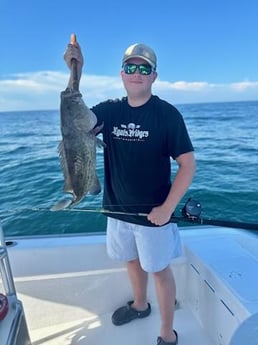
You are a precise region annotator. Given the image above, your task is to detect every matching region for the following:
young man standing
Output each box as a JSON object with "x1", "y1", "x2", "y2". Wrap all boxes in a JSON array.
[{"x1": 64, "y1": 42, "x2": 195, "y2": 345}]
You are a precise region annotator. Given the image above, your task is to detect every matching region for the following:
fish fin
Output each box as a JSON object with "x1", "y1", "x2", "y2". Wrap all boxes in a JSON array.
[
  {"x1": 92, "y1": 122, "x2": 104, "y2": 135},
  {"x1": 50, "y1": 198, "x2": 73, "y2": 211},
  {"x1": 96, "y1": 137, "x2": 106, "y2": 148},
  {"x1": 58, "y1": 141, "x2": 73, "y2": 192},
  {"x1": 89, "y1": 174, "x2": 102, "y2": 195},
  {"x1": 90, "y1": 122, "x2": 106, "y2": 148},
  {"x1": 87, "y1": 107, "x2": 98, "y2": 131}
]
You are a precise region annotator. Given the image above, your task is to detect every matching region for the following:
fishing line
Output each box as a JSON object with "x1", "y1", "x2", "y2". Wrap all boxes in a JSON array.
[
  {"x1": 0, "y1": 207, "x2": 148, "y2": 218},
  {"x1": 0, "y1": 201, "x2": 187, "y2": 216}
]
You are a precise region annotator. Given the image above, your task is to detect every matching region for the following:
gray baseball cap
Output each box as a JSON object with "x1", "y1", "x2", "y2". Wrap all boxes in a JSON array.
[{"x1": 122, "y1": 43, "x2": 157, "y2": 69}]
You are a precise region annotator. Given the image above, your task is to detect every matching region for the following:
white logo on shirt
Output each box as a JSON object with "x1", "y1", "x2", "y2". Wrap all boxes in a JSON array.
[{"x1": 112, "y1": 123, "x2": 149, "y2": 141}]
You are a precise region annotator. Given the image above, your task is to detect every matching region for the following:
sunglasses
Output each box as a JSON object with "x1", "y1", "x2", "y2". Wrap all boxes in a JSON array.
[{"x1": 123, "y1": 63, "x2": 154, "y2": 75}]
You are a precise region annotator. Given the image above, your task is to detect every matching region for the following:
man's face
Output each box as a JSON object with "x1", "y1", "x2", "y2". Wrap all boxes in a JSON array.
[{"x1": 121, "y1": 57, "x2": 157, "y2": 98}]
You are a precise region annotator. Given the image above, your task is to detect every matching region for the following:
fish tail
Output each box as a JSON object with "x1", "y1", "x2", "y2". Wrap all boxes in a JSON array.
[{"x1": 50, "y1": 199, "x2": 73, "y2": 211}]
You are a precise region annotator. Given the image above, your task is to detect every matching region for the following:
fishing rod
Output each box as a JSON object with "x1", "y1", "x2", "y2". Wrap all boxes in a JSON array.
[
  {"x1": 69, "y1": 198, "x2": 258, "y2": 231},
  {"x1": 1, "y1": 199, "x2": 257, "y2": 231}
]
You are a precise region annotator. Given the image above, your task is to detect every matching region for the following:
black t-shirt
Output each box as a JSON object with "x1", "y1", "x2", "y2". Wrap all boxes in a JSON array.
[{"x1": 91, "y1": 95, "x2": 194, "y2": 226}]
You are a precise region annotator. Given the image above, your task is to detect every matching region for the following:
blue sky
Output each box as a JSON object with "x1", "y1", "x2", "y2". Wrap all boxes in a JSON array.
[{"x1": 1, "y1": 0, "x2": 257, "y2": 111}]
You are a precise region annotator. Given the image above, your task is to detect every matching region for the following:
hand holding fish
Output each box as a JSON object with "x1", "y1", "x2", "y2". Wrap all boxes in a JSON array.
[
  {"x1": 64, "y1": 34, "x2": 84, "y2": 89},
  {"x1": 64, "y1": 34, "x2": 84, "y2": 67}
]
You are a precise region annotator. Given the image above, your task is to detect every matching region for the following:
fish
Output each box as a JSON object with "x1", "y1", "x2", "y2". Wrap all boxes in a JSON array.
[{"x1": 51, "y1": 35, "x2": 104, "y2": 211}]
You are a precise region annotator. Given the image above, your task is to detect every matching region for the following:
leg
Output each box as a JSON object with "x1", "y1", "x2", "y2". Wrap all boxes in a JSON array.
[
  {"x1": 153, "y1": 265, "x2": 177, "y2": 343},
  {"x1": 107, "y1": 219, "x2": 151, "y2": 324},
  {"x1": 111, "y1": 258, "x2": 151, "y2": 326},
  {"x1": 127, "y1": 258, "x2": 149, "y2": 310}
]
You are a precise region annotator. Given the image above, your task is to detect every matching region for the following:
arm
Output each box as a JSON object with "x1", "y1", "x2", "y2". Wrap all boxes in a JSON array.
[{"x1": 147, "y1": 151, "x2": 196, "y2": 226}]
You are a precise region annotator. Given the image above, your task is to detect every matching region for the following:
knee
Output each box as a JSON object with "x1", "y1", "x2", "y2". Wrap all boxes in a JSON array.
[
  {"x1": 127, "y1": 258, "x2": 147, "y2": 272},
  {"x1": 153, "y1": 265, "x2": 171, "y2": 279},
  {"x1": 127, "y1": 258, "x2": 141, "y2": 266}
]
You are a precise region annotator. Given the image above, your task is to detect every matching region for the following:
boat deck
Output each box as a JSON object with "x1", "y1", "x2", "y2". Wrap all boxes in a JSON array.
[
  {"x1": 2, "y1": 226, "x2": 258, "y2": 345},
  {"x1": 16, "y1": 273, "x2": 213, "y2": 345},
  {"x1": 17, "y1": 275, "x2": 214, "y2": 345}
]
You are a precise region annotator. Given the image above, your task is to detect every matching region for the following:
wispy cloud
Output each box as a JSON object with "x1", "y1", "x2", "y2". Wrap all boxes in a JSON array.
[
  {"x1": 0, "y1": 71, "x2": 257, "y2": 111},
  {"x1": 155, "y1": 80, "x2": 209, "y2": 91},
  {"x1": 230, "y1": 81, "x2": 258, "y2": 91}
]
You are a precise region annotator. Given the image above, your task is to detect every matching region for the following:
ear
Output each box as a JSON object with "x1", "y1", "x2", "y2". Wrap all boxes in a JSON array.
[
  {"x1": 120, "y1": 70, "x2": 126, "y2": 81},
  {"x1": 152, "y1": 71, "x2": 158, "y2": 83}
]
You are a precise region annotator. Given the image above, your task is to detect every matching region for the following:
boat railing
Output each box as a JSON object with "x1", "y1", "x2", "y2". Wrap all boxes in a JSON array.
[
  {"x1": 0, "y1": 225, "x2": 16, "y2": 296},
  {"x1": 0, "y1": 222, "x2": 31, "y2": 345}
]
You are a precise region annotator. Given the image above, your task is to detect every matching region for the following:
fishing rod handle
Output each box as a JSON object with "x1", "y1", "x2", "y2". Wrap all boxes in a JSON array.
[{"x1": 70, "y1": 33, "x2": 79, "y2": 91}]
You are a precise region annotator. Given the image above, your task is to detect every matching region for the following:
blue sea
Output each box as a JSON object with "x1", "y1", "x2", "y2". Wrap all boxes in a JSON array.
[{"x1": 0, "y1": 100, "x2": 258, "y2": 237}]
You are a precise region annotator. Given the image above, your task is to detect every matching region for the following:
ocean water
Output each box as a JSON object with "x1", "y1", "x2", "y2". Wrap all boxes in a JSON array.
[{"x1": 0, "y1": 100, "x2": 257, "y2": 237}]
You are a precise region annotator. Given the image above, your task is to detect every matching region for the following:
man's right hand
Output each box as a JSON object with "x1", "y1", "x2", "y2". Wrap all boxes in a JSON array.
[
  {"x1": 63, "y1": 39, "x2": 84, "y2": 89},
  {"x1": 64, "y1": 42, "x2": 84, "y2": 70}
]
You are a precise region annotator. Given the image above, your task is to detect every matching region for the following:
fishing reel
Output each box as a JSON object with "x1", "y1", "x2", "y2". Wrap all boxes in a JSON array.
[{"x1": 181, "y1": 198, "x2": 202, "y2": 220}]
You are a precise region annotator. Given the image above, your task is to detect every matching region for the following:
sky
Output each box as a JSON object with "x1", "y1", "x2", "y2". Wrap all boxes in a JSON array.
[{"x1": 1, "y1": 0, "x2": 258, "y2": 111}]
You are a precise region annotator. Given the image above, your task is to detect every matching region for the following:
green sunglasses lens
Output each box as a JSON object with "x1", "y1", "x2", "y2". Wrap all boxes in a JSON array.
[
  {"x1": 123, "y1": 63, "x2": 152, "y2": 75},
  {"x1": 124, "y1": 64, "x2": 137, "y2": 74},
  {"x1": 138, "y1": 64, "x2": 152, "y2": 75}
]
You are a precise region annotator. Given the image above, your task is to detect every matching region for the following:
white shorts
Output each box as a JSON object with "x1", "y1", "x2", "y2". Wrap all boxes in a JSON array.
[{"x1": 106, "y1": 217, "x2": 183, "y2": 273}]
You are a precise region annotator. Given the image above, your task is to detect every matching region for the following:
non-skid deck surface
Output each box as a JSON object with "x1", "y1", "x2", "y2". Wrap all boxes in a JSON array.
[
  {"x1": 28, "y1": 308, "x2": 213, "y2": 345},
  {"x1": 15, "y1": 271, "x2": 214, "y2": 345}
]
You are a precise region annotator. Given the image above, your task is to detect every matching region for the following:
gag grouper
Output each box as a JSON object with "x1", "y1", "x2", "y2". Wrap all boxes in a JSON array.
[{"x1": 51, "y1": 34, "x2": 104, "y2": 211}]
